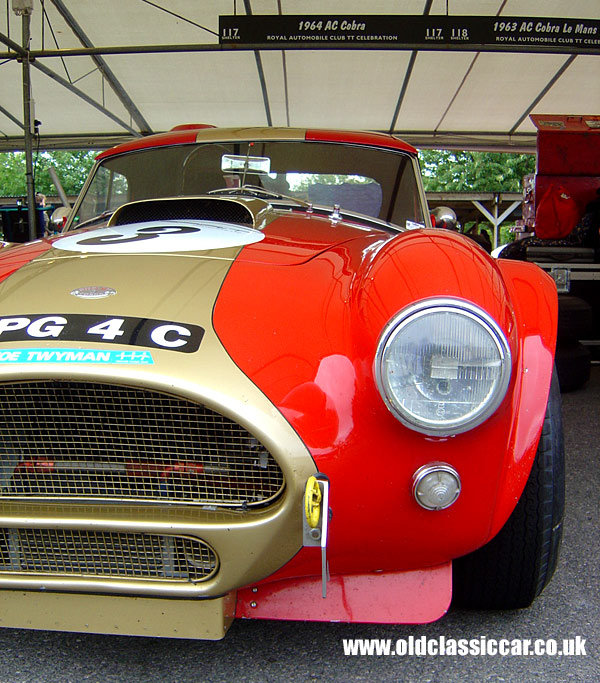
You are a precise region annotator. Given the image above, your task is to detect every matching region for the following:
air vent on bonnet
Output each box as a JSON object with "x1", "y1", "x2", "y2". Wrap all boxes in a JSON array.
[{"x1": 110, "y1": 198, "x2": 254, "y2": 227}]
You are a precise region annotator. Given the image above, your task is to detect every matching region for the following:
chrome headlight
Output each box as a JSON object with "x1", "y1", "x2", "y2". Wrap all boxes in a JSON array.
[{"x1": 375, "y1": 299, "x2": 511, "y2": 436}]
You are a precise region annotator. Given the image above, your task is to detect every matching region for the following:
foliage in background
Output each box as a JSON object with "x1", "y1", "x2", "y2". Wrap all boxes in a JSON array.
[
  {"x1": 0, "y1": 150, "x2": 97, "y2": 197},
  {"x1": 420, "y1": 150, "x2": 535, "y2": 244},
  {"x1": 419, "y1": 149, "x2": 535, "y2": 193}
]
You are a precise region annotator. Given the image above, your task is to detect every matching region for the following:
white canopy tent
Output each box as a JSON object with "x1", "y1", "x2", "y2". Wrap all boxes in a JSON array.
[
  {"x1": 0, "y1": 0, "x2": 599, "y2": 238},
  {"x1": 0, "y1": 0, "x2": 598, "y2": 152}
]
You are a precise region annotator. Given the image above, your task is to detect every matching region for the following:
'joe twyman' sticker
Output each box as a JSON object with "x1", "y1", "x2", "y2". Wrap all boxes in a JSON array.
[
  {"x1": 0, "y1": 348, "x2": 154, "y2": 365},
  {"x1": 54, "y1": 220, "x2": 265, "y2": 253},
  {"x1": 0, "y1": 314, "x2": 204, "y2": 353}
]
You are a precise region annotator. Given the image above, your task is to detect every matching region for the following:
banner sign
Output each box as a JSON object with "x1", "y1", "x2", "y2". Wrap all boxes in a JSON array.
[{"x1": 219, "y1": 15, "x2": 600, "y2": 53}]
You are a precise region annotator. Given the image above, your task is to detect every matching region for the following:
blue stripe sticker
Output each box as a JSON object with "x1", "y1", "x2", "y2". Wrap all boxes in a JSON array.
[{"x1": 0, "y1": 348, "x2": 154, "y2": 365}]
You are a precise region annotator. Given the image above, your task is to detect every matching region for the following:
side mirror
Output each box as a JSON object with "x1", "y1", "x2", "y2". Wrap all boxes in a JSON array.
[
  {"x1": 50, "y1": 206, "x2": 71, "y2": 231},
  {"x1": 431, "y1": 206, "x2": 459, "y2": 231}
]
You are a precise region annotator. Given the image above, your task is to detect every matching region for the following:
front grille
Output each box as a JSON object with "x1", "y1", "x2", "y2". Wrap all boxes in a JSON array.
[
  {"x1": 0, "y1": 528, "x2": 217, "y2": 582},
  {"x1": 0, "y1": 381, "x2": 284, "y2": 506},
  {"x1": 111, "y1": 198, "x2": 254, "y2": 226}
]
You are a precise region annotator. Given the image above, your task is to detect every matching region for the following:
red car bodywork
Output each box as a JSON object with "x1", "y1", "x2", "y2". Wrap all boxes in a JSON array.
[{"x1": 213, "y1": 214, "x2": 557, "y2": 622}]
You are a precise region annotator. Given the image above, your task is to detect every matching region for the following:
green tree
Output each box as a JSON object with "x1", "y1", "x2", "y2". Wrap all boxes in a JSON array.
[
  {"x1": 0, "y1": 150, "x2": 97, "y2": 197},
  {"x1": 420, "y1": 150, "x2": 536, "y2": 245},
  {"x1": 419, "y1": 149, "x2": 535, "y2": 193}
]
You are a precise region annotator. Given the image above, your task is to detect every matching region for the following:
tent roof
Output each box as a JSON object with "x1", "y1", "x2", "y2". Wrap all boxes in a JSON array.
[{"x1": 0, "y1": 0, "x2": 599, "y2": 152}]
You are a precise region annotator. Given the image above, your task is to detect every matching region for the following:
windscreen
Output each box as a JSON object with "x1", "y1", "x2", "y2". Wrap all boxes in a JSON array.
[{"x1": 72, "y1": 140, "x2": 425, "y2": 229}]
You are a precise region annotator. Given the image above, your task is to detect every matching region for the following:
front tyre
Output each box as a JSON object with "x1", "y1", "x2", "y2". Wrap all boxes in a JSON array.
[{"x1": 452, "y1": 369, "x2": 565, "y2": 609}]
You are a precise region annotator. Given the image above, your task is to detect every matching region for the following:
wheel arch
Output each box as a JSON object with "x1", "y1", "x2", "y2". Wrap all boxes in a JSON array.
[{"x1": 489, "y1": 258, "x2": 559, "y2": 538}]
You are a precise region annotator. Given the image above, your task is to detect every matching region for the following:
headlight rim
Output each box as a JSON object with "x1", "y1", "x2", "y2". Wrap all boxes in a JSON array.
[{"x1": 374, "y1": 297, "x2": 512, "y2": 436}]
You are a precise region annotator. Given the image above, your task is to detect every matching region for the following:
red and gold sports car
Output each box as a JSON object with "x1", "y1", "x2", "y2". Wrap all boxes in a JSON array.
[{"x1": 0, "y1": 126, "x2": 563, "y2": 639}]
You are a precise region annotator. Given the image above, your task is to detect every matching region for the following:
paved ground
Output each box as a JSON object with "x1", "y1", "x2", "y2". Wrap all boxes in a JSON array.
[{"x1": 0, "y1": 371, "x2": 598, "y2": 683}]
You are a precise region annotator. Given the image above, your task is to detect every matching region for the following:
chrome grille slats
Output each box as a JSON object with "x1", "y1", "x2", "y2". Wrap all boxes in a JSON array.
[
  {"x1": 0, "y1": 381, "x2": 284, "y2": 506},
  {"x1": 0, "y1": 528, "x2": 217, "y2": 582}
]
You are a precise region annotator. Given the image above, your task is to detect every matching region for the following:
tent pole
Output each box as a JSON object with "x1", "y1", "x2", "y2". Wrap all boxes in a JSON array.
[{"x1": 20, "y1": 9, "x2": 37, "y2": 241}]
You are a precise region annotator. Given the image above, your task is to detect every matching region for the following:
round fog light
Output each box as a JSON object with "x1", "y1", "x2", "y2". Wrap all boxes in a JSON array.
[{"x1": 413, "y1": 463, "x2": 461, "y2": 510}]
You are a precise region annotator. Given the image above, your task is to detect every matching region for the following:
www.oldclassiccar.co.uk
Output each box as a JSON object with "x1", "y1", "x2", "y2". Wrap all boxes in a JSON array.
[{"x1": 342, "y1": 636, "x2": 588, "y2": 657}]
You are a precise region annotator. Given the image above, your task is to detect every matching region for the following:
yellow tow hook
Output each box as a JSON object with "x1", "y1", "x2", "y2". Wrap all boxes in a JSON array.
[
  {"x1": 304, "y1": 475, "x2": 322, "y2": 529},
  {"x1": 302, "y1": 473, "x2": 330, "y2": 598}
]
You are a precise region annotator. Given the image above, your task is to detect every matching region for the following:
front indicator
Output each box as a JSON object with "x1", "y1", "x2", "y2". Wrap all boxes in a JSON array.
[{"x1": 413, "y1": 463, "x2": 461, "y2": 510}]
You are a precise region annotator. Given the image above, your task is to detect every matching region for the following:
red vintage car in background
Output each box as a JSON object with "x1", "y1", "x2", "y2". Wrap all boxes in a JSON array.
[{"x1": 0, "y1": 126, "x2": 563, "y2": 638}]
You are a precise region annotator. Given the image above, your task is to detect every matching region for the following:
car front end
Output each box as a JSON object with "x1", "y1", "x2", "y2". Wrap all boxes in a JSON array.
[{"x1": 0, "y1": 127, "x2": 561, "y2": 638}]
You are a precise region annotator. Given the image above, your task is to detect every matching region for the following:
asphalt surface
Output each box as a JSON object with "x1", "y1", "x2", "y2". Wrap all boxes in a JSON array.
[{"x1": 0, "y1": 371, "x2": 599, "y2": 683}]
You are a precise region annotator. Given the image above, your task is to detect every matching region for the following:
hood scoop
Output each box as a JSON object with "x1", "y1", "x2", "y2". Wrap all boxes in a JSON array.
[{"x1": 110, "y1": 197, "x2": 263, "y2": 228}]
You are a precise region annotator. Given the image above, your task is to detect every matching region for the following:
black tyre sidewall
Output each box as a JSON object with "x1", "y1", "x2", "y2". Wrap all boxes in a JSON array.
[{"x1": 452, "y1": 370, "x2": 565, "y2": 610}]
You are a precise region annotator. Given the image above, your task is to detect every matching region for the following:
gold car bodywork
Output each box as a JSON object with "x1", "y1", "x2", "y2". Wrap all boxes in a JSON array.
[{"x1": 0, "y1": 199, "x2": 317, "y2": 638}]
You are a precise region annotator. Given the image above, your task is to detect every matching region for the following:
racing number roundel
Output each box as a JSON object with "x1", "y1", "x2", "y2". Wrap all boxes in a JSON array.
[{"x1": 54, "y1": 220, "x2": 265, "y2": 253}]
